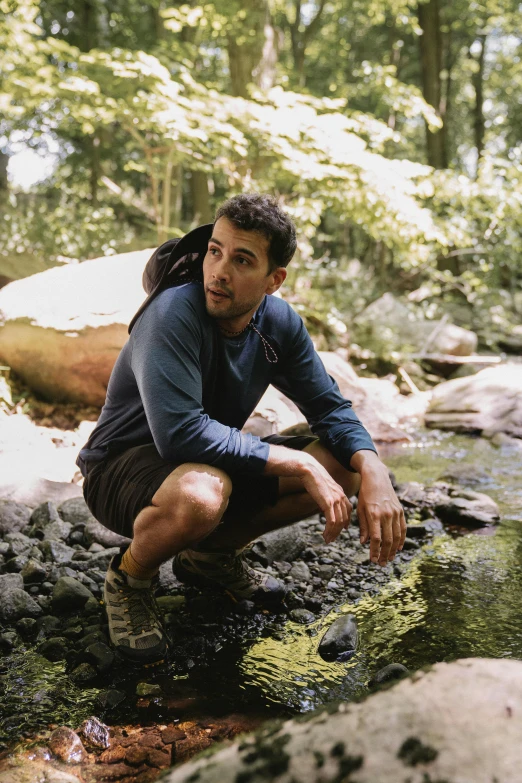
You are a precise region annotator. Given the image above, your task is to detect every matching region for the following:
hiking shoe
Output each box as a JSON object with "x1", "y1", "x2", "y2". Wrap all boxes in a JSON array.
[
  {"x1": 173, "y1": 548, "x2": 287, "y2": 605},
  {"x1": 104, "y1": 550, "x2": 169, "y2": 665}
]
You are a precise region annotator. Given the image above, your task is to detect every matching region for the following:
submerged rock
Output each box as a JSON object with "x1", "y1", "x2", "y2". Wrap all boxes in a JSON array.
[
  {"x1": 369, "y1": 663, "x2": 409, "y2": 689},
  {"x1": 48, "y1": 726, "x2": 87, "y2": 763},
  {"x1": 318, "y1": 613, "x2": 358, "y2": 661}
]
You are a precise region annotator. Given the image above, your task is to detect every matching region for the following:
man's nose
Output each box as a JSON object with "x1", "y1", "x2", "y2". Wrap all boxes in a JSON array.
[{"x1": 212, "y1": 257, "x2": 231, "y2": 281}]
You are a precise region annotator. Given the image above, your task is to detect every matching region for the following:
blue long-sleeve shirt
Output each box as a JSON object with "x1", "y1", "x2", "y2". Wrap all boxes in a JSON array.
[{"x1": 76, "y1": 282, "x2": 376, "y2": 477}]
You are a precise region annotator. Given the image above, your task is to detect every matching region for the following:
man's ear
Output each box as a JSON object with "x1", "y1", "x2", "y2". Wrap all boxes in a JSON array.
[{"x1": 266, "y1": 266, "x2": 287, "y2": 295}]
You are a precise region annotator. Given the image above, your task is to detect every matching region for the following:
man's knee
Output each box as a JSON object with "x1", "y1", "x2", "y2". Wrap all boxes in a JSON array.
[{"x1": 150, "y1": 463, "x2": 232, "y2": 531}]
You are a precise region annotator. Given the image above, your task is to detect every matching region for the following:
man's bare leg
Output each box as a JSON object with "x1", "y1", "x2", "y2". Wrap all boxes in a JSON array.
[
  {"x1": 129, "y1": 462, "x2": 232, "y2": 572},
  {"x1": 199, "y1": 441, "x2": 361, "y2": 552}
]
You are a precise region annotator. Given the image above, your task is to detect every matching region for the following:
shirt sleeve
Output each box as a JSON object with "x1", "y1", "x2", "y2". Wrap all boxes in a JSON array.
[
  {"x1": 130, "y1": 291, "x2": 269, "y2": 474},
  {"x1": 272, "y1": 314, "x2": 377, "y2": 471}
]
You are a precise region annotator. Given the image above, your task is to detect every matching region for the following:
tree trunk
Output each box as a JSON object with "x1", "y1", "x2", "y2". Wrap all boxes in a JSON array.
[
  {"x1": 471, "y1": 34, "x2": 486, "y2": 175},
  {"x1": 417, "y1": 0, "x2": 447, "y2": 168},
  {"x1": 227, "y1": 0, "x2": 277, "y2": 97},
  {"x1": 0, "y1": 152, "x2": 8, "y2": 203},
  {"x1": 190, "y1": 170, "x2": 212, "y2": 224},
  {"x1": 289, "y1": 0, "x2": 327, "y2": 89}
]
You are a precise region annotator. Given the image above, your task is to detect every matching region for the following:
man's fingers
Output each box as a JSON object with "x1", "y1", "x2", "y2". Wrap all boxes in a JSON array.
[
  {"x1": 368, "y1": 514, "x2": 382, "y2": 564},
  {"x1": 399, "y1": 507, "x2": 407, "y2": 550},
  {"x1": 358, "y1": 501, "x2": 368, "y2": 544},
  {"x1": 378, "y1": 512, "x2": 393, "y2": 565},
  {"x1": 388, "y1": 510, "x2": 402, "y2": 561},
  {"x1": 343, "y1": 497, "x2": 352, "y2": 529}
]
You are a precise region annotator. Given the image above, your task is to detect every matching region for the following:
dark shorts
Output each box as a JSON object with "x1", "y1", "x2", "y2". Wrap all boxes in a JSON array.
[{"x1": 82, "y1": 434, "x2": 317, "y2": 539}]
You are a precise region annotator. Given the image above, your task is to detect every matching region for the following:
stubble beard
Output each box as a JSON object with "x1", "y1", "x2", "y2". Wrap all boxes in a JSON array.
[{"x1": 204, "y1": 291, "x2": 263, "y2": 322}]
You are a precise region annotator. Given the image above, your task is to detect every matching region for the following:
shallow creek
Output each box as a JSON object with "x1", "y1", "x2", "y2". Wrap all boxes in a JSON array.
[{"x1": 1, "y1": 429, "x2": 521, "y2": 757}]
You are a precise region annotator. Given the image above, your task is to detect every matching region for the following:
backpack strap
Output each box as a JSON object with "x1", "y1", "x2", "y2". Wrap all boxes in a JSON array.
[{"x1": 128, "y1": 223, "x2": 213, "y2": 334}]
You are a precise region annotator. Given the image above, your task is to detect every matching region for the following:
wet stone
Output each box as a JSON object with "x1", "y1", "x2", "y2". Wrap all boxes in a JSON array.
[
  {"x1": 42, "y1": 519, "x2": 72, "y2": 542},
  {"x1": 136, "y1": 682, "x2": 163, "y2": 697},
  {"x1": 147, "y1": 748, "x2": 170, "y2": 767},
  {"x1": 36, "y1": 614, "x2": 61, "y2": 637},
  {"x1": 0, "y1": 588, "x2": 43, "y2": 621},
  {"x1": 99, "y1": 745, "x2": 126, "y2": 763},
  {"x1": 289, "y1": 608, "x2": 315, "y2": 624},
  {"x1": 48, "y1": 726, "x2": 87, "y2": 763},
  {"x1": 86, "y1": 642, "x2": 115, "y2": 673},
  {"x1": 369, "y1": 663, "x2": 410, "y2": 688},
  {"x1": 0, "y1": 631, "x2": 19, "y2": 651},
  {"x1": 289, "y1": 561, "x2": 311, "y2": 582},
  {"x1": 97, "y1": 689, "x2": 126, "y2": 710},
  {"x1": 30, "y1": 501, "x2": 61, "y2": 529},
  {"x1": 125, "y1": 745, "x2": 149, "y2": 766},
  {"x1": 52, "y1": 576, "x2": 95, "y2": 612},
  {"x1": 319, "y1": 613, "x2": 358, "y2": 662},
  {"x1": 5, "y1": 532, "x2": 34, "y2": 556},
  {"x1": 16, "y1": 617, "x2": 38, "y2": 637},
  {"x1": 4, "y1": 555, "x2": 29, "y2": 573},
  {"x1": 80, "y1": 716, "x2": 111, "y2": 749},
  {"x1": 137, "y1": 733, "x2": 163, "y2": 749},
  {"x1": 21, "y1": 557, "x2": 48, "y2": 583},
  {"x1": 70, "y1": 662, "x2": 98, "y2": 685},
  {"x1": 38, "y1": 636, "x2": 69, "y2": 662},
  {"x1": 161, "y1": 727, "x2": 187, "y2": 744}
]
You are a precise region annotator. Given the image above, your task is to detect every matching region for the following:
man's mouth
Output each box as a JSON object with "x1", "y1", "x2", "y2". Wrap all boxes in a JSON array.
[{"x1": 207, "y1": 287, "x2": 231, "y2": 300}]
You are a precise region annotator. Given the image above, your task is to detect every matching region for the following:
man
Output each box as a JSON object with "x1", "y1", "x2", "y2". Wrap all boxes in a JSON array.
[{"x1": 77, "y1": 193, "x2": 405, "y2": 665}]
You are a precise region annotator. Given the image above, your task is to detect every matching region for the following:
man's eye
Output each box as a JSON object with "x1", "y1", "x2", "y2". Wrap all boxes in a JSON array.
[
  {"x1": 210, "y1": 248, "x2": 219, "y2": 255},
  {"x1": 237, "y1": 257, "x2": 249, "y2": 265}
]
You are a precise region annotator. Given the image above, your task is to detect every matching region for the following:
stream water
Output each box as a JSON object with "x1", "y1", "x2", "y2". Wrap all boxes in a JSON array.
[{"x1": 1, "y1": 429, "x2": 521, "y2": 752}]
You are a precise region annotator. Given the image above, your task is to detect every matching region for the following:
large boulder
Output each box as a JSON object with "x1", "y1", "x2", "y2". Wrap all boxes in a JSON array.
[
  {"x1": 163, "y1": 658, "x2": 522, "y2": 783},
  {"x1": 244, "y1": 351, "x2": 412, "y2": 443},
  {"x1": 0, "y1": 248, "x2": 152, "y2": 405},
  {"x1": 425, "y1": 364, "x2": 522, "y2": 437},
  {"x1": 353, "y1": 293, "x2": 477, "y2": 357}
]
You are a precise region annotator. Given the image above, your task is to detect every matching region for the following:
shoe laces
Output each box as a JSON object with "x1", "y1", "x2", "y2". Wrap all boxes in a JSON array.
[{"x1": 117, "y1": 581, "x2": 172, "y2": 645}]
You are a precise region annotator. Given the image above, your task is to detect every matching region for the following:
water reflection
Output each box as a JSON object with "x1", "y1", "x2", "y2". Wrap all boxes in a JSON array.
[{"x1": 239, "y1": 431, "x2": 522, "y2": 711}]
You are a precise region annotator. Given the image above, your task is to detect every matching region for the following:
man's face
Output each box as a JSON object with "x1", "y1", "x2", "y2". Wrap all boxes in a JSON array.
[{"x1": 202, "y1": 217, "x2": 286, "y2": 323}]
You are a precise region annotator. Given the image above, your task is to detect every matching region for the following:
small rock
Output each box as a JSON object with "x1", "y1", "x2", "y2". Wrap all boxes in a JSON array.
[
  {"x1": 41, "y1": 540, "x2": 76, "y2": 564},
  {"x1": 30, "y1": 501, "x2": 61, "y2": 529},
  {"x1": 406, "y1": 523, "x2": 429, "y2": 539},
  {"x1": 125, "y1": 745, "x2": 149, "y2": 766},
  {"x1": 319, "y1": 613, "x2": 358, "y2": 662},
  {"x1": 58, "y1": 497, "x2": 95, "y2": 526},
  {"x1": 0, "y1": 499, "x2": 32, "y2": 534},
  {"x1": 36, "y1": 615, "x2": 61, "y2": 637},
  {"x1": 4, "y1": 554, "x2": 29, "y2": 572},
  {"x1": 161, "y1": 726, "x2": 187, "y2": 744},
  {"x1": 250, "y1": 524, "x2": 306, "y2": 565},
  {"x1": 289, "y1": 562, "x2": 311, "y2": 582},
  {"x1": 5, "y1": 532, "x2": 33, "y2": 556},
  {"x1": 0, "y1": 631, "x2": 19, "y2": 651},
  {"x1": 86, "y1": 642, "x2": 115, "y2": 673},
  {"x1": 69, "y1": 662, "x2": 98, "y2": 685},
  {"x1": 52, "y1": 577, "x2": 95, "y2": 613},
  {"x1": 49, "y1": 726, "x2": 87, "y2": 763},
  {"x1": 16, "y1": 617, "x2": 38, "y2": 637},
  {"x1": 0, "y1": 588, "x2": 43, "y2": 621},
  {"x1": 38, "y1": 636, "x2": 69, "y2": 662},
  {"x1": 79, "y1": 716, "x2": 110, "y2": 749},
  {"x1": 147, "y1": 748, "x2": 171, "y2": 767},
  {"x1": 156, "y1": 595, "x2": 186, "y2": 613},
  {"x1": 136, "y1": 682, "x2": 163, "y2": 697},
  {"x1": 235, "y1": 599, "x2": 255, "y2": 616},
  {"x1": 86, "y1": 547, "x2": 120, "y2": 570},
  {"x1": 402, "y1": 538, "x2": 420, "y2": 551},
  {"x1": 435, "y1": 489, "x2": 500, "y2": 528},
  {"x1": 97, "y1": 689, "x2": 126, "y2": 710},
  {"x1": 368, "y1": 663, "x2": 409, "y2": 688},
  {"x1": 99, "y1": 745, "x2": 126, "y2": 764},
  {"x1": 316, "y1": 564, "x2": 335, "y2": 580},
  {"x1": 0, "y1": 573, "x2": 23, "y2": 591},
  {"x1": 21, "y1": 557, "x2": 48, "y2": 583},
  {"x1": 290, "y1": 608, "x2": 315, "y2": 624},
  {"x1": 43, "y1": 519, "x2": 72, "y2": 542}
]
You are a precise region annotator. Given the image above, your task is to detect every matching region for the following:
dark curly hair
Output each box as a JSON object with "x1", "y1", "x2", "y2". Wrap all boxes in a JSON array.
[{"x1": 213, "y1": 193, "x2": 297, "y2": 272}]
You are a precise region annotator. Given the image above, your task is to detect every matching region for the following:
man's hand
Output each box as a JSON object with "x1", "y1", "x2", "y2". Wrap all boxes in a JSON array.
[
  {"x1": 300, "y1": 461, "x2": 352, "y2": 544},
  {"x1": 351, "y1": 450, "x2": 406, "y2": 566}
]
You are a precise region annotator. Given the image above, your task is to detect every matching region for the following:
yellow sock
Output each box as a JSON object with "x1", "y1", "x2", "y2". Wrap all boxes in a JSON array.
[{"x1": 120, "y1": 547, "x2": 159, "y2": 581}]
